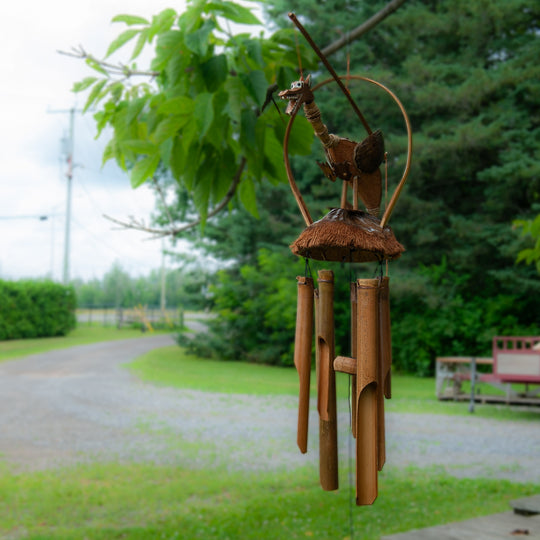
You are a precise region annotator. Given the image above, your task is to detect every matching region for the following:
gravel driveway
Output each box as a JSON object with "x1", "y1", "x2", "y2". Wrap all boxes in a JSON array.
[{"x1": 1, "y1": 335, "x2": 539, "y2": 483}]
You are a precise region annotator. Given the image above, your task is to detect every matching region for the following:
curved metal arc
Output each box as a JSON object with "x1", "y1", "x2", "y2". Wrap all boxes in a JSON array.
[
  {"x1": 283, "y1": 107, "x2": 313, "y2": 227},
  {"x1": 311, "y1": 75, "x2": 412, "y2": 228},
  {"x1": 283, "y1": 75, "x2": 412, "y2": 229}
]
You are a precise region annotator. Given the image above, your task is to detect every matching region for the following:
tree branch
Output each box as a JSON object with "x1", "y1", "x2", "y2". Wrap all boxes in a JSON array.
[
  {"x1": 104, "y1": 157, "x2": 247, "y2": 238},
  {"x1": 58, "y1": 46, "x2": 160, "y2": 79},
  {"x1": 321, "y1": 0, "x2": 408, "y2": 57}
]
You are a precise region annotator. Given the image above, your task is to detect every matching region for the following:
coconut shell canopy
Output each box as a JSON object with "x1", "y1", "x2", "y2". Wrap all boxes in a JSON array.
[{"x1": 290, "y1": 208, "x2": 404, "y2": 263}]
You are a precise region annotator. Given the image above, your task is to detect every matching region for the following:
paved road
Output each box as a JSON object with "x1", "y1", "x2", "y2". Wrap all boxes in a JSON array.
[{"x1": 1, "y1": 336, "x2": 539, "y2": 483}]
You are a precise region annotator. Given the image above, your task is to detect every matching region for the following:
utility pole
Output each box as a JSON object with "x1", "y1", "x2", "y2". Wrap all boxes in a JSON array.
[
  {"x1": 62, "y1": 107, "x2": 75, "y2": 285},
  {"x1": 160, "y1": 238, "x2": 166, "y2": 312},
  {"x1": 48, "y1": 106, "x2": 80, "y2": 284}
]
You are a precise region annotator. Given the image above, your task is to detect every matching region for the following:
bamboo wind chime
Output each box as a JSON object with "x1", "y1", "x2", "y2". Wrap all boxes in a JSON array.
[{"x1": 282, "y1": 13, "x2": 412, "y2": 506}]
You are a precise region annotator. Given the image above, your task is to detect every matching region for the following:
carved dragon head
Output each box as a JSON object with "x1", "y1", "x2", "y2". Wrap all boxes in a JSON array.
[{"x1": 278, "y1": 75, "x2": 314, "y2": 116}]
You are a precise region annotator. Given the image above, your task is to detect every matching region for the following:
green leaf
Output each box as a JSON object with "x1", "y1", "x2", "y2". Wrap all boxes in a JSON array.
[
  {"x1": 121, "y1": 140, "x2": 158, "y2": 154},
  {"x1": 131, "y1": 29, "x2": 149, "y2": 60},
  {"x1": 83, "y1": 79, "x2": 107, "y2": 112},
  {"x1": 239, "y1": 70, "x2": 268, "y2": 106},
  {"x1": 106, "y1": 29, "x2": 140, "y2": 58},
  {"x1": 207, "y1": 1, "x2": 261, "y2": 25},
  {"x1": 184, "y1": 18, "x2": 215, "y2": 57},
  {"x1": 157, "y1": 96, "x2": 194, "y2": 116},
  {"x1": 240, "y1": 109, "x2": 256, "y2": 151},
  {"x1": 182, "y1": 142, "x2": 200, "y2": 191},
  {"x1": 130, "y1": 154, "x2": 160, "y2": 188},
  {"x1": 152, "y1": 115, "x2": 191, "y2": 144},
  {"x1": 170, "y1": 136, "x2": 185, "y2": 180},
  {"x1": 125, "y1": 97, "x2": 148, "y2": 127},
  {"x1": 101, "y1": 139, "x2": 118, "y2": 166},
  {"x1": 200, "y1": 54, "x2": 228, "y2": 92},
  {"x1": 244, "y1": 38, "x2": 264, "y2": 67},
  {"x1": 111, "y1": 14, "x2": 149, "y2": 25},
  {"x1": 85, "y1": 57, "x2": 108, "y2": 76},
  {"x1": 152, "y1": 30, "x2": 184, "y2": 71},
  {"x1": 72, "y1": 77, "x2": 97, "y2": 93},
  {"x1": 239, "y1": 176, "x2": 259, "y2": 218},
  {"x1": 281, "y1": 115, "x2": 314, "y2": 156},
  {"x1": 193, "y1": 161, "x2": 214, "y2": 226},
  {"x1": 177, "y1": 0, "x2": 205, "y2": 33},
  {"x1": 263, "y1": 129, "x2": 285, "y2": 184},
  {"x1": 148, "y1": 8, "x2": 177, "y2": 40},
  {"x1": 194, "y1": 93, "x2": 214, "y2": 138},
  {"x1": 180, "y1": 121, "x2": 197, "y2": 153},
  {"x1": 224, "y1": 76, "x2": 243, "y2": 123}
]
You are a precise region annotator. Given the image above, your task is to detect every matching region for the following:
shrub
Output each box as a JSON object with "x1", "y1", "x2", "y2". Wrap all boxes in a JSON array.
[{"x1": 0, "y1": 280, "x2": 76, "y2": 340}]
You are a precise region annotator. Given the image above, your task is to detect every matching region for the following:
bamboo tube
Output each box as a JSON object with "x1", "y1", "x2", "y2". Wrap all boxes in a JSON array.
[
  {"x1": 294, "y1": 276, "x2": 314, "y2": 454},
  {"x1": 355, "y1": 278, "x2": 379, "y2": 505},
  {"x1": 334, "y1": 356, "x2": 356, "y2": 374},
  {"x1": 350, "y1": 281, "x2": 358, "y2": 438},
  {"x1": 379, "y1": 276, "x2": 392, "y2": 399},
  {"x1": 316, "y1": 270, "x2": 338, "y2": 491}
]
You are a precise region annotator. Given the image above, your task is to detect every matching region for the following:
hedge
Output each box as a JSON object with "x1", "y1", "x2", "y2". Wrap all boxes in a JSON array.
[{"x1": 0, "y1": 280, "x2": 76, "y2": 340}]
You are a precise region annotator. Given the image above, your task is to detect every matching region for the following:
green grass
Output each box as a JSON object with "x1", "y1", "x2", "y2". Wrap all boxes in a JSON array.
[
  {"x1": 1, "y1": 461, "x2": 537, "y2": 539},
  {"x1": 128, "y1": 346, "x2": 540, "y2": 421},
  {"x1": 3, "y1": 341, "x2": 539, "y2": 538},
  {"x1": 0, "y1": 325, "x2": 165, "y2": 363}
]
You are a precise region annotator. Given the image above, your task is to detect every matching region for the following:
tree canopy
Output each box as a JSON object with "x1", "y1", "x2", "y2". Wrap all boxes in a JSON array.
[
  {"x1": 72, "y1": 0, "x2": 540, "y2": 374},
  {"x1": 71, "y1": 0, "x2": 317, "y2": 229}
]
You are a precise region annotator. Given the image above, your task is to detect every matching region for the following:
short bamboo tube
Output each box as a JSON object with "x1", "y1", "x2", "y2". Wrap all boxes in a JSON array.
[
  {"x1": 294, "y1": 276, "x2": 314, "y2": 454},
  {"x1": 355, "y1": 278, "x2": 379, "y2": 505},
  {"x1": 316, "y1": 270, "x2": 338, "y2": 491}
]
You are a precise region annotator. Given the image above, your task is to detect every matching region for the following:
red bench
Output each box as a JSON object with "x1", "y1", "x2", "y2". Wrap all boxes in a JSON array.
[
  {"x1": 436, "y1": 336, "x2": 540, "y2": 409},
  {"x1": 481, "y1": 336, "x2": 540, "y2": 385}
]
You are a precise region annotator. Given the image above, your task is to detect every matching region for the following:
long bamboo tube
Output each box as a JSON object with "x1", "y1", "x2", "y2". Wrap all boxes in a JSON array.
[
  {"x1": 355, "y1": 278, "x2": 379, "y2": 505},
  {"x1": 379, "y1": 276, "x2": 392, "y2": 399},
  {"x1": 316, "y1": 270, "x2": 338, "y2": 491},
  {"x1": 294, "y1": 276, "x2": 314, "y2": 454},
  {"x1": 350, "y1": 281, "x2": 358, "y2": 438}
]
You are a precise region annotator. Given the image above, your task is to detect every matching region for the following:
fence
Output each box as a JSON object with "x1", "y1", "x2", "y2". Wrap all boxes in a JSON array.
[{"x1": 76, "y1": 305, "x2": 184, "y2": 330}]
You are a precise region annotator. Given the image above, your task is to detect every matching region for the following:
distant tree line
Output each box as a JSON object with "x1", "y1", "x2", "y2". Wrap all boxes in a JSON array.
[{"x1": 72, "y1": 261, "x2": 212, "y2": 311}]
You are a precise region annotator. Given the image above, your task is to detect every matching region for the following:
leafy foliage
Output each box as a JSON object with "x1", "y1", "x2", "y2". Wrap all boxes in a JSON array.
[
  {"x1": 515, "y1": 212, "x2": 540, "y2": 273},
  {"x1": 0, "y1": 281, "x2": 76, "y2": 340},
  {"x1": 73, "y1": 0, "x2": 317, "y2": 224}
]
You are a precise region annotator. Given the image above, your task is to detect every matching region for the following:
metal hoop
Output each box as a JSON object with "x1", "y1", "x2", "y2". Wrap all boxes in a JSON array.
[{"x1": 283, "y1": 75, "x2": 412, "y2": 228}]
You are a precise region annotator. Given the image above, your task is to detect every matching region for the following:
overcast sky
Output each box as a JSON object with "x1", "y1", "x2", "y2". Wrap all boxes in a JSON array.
[{"x1": 0, "y1": 0, "x2": 190, "y2": 282}]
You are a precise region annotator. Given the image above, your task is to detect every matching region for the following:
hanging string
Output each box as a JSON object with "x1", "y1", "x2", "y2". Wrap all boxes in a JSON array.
[{"x1": 304, "y1": 257, "x2": 312, "y2": 280}]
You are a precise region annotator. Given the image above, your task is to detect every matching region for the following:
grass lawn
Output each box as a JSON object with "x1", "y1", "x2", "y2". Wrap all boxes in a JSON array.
[
  {"x1": 0, "y1": 325, "x2": 166, "y2": 363},
  {"x1": 128, "y1": 345, "x2": 540, "y2": 421},
  {"x1": 3, "y1": 334, "x2": 539, "y2": 538},
  {"x1": 2, "y1": 462, "x2": 538, "y2": 540}
]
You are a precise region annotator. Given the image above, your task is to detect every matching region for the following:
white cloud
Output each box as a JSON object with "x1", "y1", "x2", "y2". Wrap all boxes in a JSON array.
[{"x1": 0, "y1": 0, "x2": 187, "y2": 281}]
